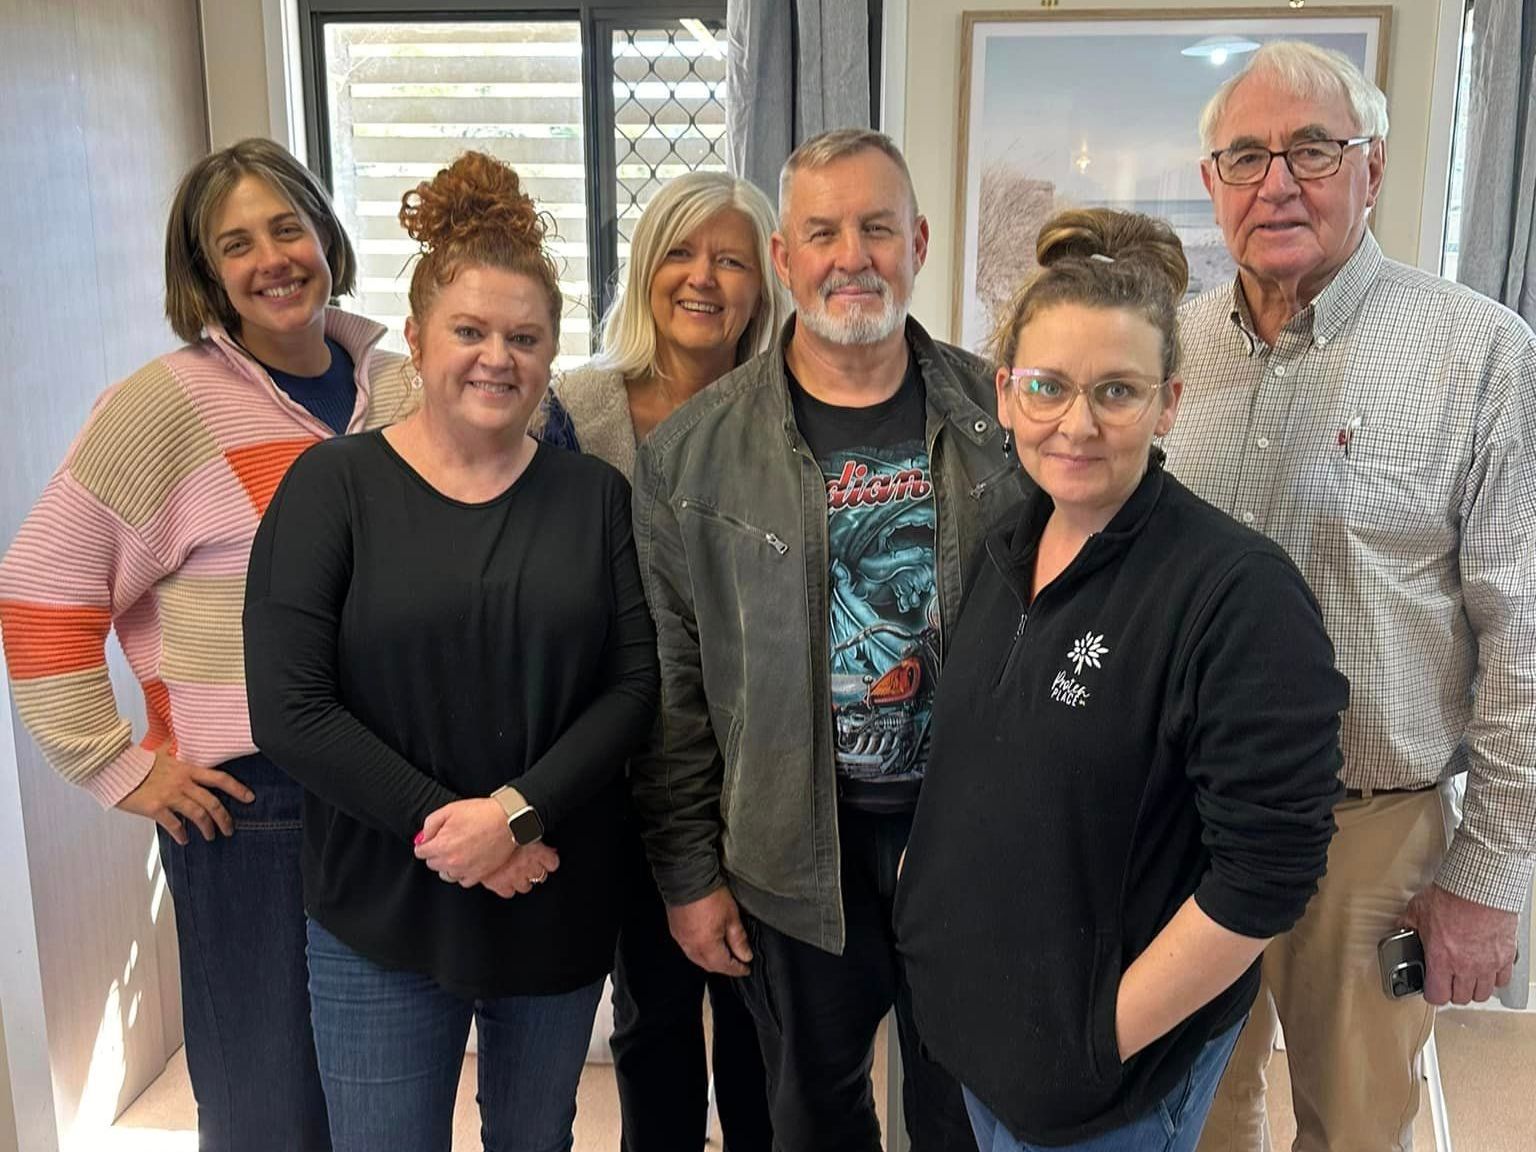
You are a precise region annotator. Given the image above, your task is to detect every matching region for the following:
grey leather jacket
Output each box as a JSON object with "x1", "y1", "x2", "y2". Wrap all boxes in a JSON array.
[{"x1": 631, "y1": 318, "x2": 1028, "y2": 953}]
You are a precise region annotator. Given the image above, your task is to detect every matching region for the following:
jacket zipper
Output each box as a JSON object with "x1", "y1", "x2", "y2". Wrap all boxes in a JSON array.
[
  {"x1": 677, "y1": 499, "x2": 789, "y2": 555},
  {"x1": 993, "y1": 610, "x2": 1030, "y2": 690},
  {"x1": 927, "y1": 421, "x2": 947, "y2": 667},
  {"x1": 968, "y1": 465, "x2": 1006, "y2": 500}
]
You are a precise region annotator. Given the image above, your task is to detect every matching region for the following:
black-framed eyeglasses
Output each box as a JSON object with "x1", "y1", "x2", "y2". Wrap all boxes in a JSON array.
[
  {"x1": 1003, "y1": 369, "x2": 1168, "y2": 426},
  {"x1": 1209, "y1": 137, "x2": 1375, "y2": 186}
]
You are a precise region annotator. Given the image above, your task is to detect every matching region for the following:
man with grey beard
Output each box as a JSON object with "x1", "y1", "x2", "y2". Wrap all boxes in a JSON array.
[{"x1": 629, "y1": 128, "x2": 1025, "y2": 1150}]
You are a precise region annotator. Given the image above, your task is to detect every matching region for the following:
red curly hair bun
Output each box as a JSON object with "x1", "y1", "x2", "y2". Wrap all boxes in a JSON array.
[{"x1": 399, "y1": 151, "x2": 562, "y2": 333}]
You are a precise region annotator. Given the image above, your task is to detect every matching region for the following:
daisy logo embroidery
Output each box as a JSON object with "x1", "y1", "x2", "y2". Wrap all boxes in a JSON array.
[{"x1": 1068, "y1": 631, "x2": 1109, "y2": 675}]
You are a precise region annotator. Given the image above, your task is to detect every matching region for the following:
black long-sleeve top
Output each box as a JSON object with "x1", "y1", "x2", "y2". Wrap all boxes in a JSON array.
[
  {"x1": 244, "y1": 431, "x2": 659, "y2": 996},
  {"x1": 895, "y1": 463, "x2": 1347, "y2": 1144}
]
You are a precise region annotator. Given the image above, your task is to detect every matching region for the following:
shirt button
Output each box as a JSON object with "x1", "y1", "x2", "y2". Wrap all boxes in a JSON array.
[
  {"x1": 1241, "y1": 511, "x2": 1255, "y2": 524},
  {"x1": 1273, "y1": 365, "x2": 1287, "y2": 377},
  {"x1": 1256, "y1": 436, "x2": 1271, "y2": 449},
  {"x1": 1317, "y1": 336, "x2": 1329, "y2": 348}
]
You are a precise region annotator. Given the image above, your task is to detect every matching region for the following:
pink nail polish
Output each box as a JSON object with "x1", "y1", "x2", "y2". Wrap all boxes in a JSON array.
[{"x1": 413, "y1": 832, "x2": 424, "y2": 846}]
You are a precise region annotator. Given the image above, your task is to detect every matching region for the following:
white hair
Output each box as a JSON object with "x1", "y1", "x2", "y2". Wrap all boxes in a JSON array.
[
  {"x1": 1199, "y1": 41, "x2": 1390, "y2": 152},
  {"x1": 595, "y1": 171, "x2": 788, "y2": 380}
]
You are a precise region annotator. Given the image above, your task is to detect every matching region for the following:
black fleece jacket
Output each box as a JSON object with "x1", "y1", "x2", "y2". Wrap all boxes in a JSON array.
[{"x1": 895, "y1": 463, "x2": 1347, "y2": 1145}]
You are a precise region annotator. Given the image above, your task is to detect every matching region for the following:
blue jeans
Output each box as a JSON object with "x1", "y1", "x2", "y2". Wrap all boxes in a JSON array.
[
  {"x1": 963, "y1": 1018, "x2": 1244, "y2": 1152},
  {"x1": 155, "y1": 753, "x2": 329, "y2": 1151},
  {"x1": 306, "y1": 919, "x2": 604, "y2": 1152}
]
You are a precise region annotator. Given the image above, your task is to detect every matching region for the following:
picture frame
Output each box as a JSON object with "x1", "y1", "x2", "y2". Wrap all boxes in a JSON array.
[{"x1": 952, "y1": 7, "x2": 1392, "y2": 350}]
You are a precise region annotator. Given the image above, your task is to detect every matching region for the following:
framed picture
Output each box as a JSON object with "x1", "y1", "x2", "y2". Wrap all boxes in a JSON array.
[{"x1": 952, "y1": 7, "x2": 1392, "y2": 350}]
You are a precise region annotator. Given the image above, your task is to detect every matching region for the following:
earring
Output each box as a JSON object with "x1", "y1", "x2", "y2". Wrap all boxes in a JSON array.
[
  {"x1": 410, "y1": 371, "x2": 423, "y2": 390},
  {"x1": 1001, "y1": 428, "x2": 1014, "y2": 455}
]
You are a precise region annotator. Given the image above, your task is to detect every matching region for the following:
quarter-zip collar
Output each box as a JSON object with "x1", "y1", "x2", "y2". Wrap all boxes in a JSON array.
[
  {"x1": 989, "y1": 459, "x2": 1169, "y2": 605},
  {"x1": 203, "y1": 306, "x2": 391, "y2": 437}
]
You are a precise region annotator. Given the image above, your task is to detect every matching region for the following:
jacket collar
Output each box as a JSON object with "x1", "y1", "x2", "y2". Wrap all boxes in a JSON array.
[
  {"x1": 771, "y1": 315, "x2": 998, "y2": 447},
  {"x1": 990, "y1": 458, "x2": 1168, "y2": 604}
]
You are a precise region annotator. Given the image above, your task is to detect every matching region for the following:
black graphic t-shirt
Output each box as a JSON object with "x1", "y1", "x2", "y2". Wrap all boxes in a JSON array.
[{"x1": 788, "y1": 353, "x2": 939, "y2": 813}]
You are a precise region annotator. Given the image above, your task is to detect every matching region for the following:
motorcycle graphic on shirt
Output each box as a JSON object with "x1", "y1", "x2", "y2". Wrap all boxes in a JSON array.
[{"x1": 822, "y1": 444, "x2": 939, "y2": 784}]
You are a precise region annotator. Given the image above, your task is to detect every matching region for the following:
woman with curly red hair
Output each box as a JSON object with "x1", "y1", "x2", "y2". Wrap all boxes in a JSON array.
[{"x1": 242, "y1": 151, "x2": 660, "y2": 1151}]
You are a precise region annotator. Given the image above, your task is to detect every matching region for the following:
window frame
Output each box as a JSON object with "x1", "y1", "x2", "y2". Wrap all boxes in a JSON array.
[
  {"x1": 296, "y1": 0, "x2": 730, "y2": 326},
  {"x1": 1439, "y1": 0, "x2": 1475, "y2": 280}
]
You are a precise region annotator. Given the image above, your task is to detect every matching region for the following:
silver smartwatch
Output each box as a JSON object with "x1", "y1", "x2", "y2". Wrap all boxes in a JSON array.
[{"x1": 491, "y1": 785, "x2": 544, "y2": 845}]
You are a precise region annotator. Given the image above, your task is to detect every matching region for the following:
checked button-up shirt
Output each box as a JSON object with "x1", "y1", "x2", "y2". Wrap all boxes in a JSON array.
[{"x1": 1165, "y1": 232, "x2": 1536, "y2": 912}]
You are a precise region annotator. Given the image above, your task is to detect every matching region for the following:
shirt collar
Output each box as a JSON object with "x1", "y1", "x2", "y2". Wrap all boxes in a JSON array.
[
  {"x1": 1223, "y1": 230, "x2": 1384, "y2": 352},
  {"x1": 1311, "y1": 231, "x2": 1382, "y2": 343}
]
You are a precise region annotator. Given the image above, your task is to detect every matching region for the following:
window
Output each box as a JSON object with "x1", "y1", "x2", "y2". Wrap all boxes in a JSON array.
[
  {"x1": 1441, "y1": 0, "x2": 1476, "y2": 280},
  {"x1": 299, "y1": 2, "x2": 728, "y2": 367}
]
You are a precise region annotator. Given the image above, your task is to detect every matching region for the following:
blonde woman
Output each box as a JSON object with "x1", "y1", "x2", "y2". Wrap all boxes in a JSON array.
[
  {"x1": 541, "y1": 170, "x2": 786, "y2": 1152},
  {"x1": 0, "y1": 138, "x2": 411, "y2": 1150}
]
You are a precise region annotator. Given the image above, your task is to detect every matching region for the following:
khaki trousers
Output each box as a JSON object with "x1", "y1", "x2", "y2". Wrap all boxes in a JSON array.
[{"x1": 1196, "y1": 785, "x2": 1452, "y2": 1152}]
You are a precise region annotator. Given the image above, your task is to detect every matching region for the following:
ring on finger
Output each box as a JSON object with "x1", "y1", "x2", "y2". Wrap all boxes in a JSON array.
[
  {"x1": 531, "y1": 869, "x2": 548, "y2": 884},
  {"x1": 441, "y1": 873, "x2": 457, "y2": 884}
]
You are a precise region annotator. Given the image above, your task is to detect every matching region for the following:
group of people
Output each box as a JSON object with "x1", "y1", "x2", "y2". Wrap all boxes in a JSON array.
[{"x1": 0, "y1": 38, "x2": 1529, "y2": 1152}]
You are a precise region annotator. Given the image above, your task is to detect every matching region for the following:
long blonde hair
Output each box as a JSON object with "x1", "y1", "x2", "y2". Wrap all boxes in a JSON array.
[{"x1": 596, "y1": 171, "x2": 787, "y2": 379}]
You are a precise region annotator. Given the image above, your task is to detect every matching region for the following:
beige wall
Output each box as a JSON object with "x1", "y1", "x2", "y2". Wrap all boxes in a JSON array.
[
  {"x1": 0, "y1": 1006, "x2": 16, "y2": 1152},
  {"x1": 900, "y1": 0, "x2": 1444, "y2": 340},
  {"x1": 1, "y1": 0, "x2": 208, "y2": 1143},
  {"x1": 201, "y1": 0, "x2": 273, "y2": 147}
]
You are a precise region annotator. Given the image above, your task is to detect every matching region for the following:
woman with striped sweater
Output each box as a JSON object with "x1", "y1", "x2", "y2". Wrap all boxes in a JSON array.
[{"x1": 0, "y1": 138, "x2": 409, "y2": 1151}]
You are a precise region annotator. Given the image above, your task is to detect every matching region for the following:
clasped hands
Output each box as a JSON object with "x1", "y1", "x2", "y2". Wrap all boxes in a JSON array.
[{"x1": 413, "y1": 796, "x2": 558, "y2": 899}]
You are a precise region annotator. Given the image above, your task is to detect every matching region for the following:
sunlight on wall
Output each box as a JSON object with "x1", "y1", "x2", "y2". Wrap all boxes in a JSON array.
[
  {"x1": 68, "y1": 981, "x2": 125, "y2": 1144},
  {"x1": 149, "y1": 870, "x2": 168, "y2": 925},
  {"x1": 65, "y1": 920, "x2": 151, "y2": 1147}
]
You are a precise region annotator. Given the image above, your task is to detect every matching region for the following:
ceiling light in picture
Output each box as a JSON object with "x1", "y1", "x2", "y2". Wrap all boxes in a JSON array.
[{"x1": 1181, "y1": 34, "x2": 1261, "y2": 67}]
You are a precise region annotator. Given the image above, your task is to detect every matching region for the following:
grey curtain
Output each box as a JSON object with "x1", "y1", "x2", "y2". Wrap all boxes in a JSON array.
[
  {"x1": 1458, "y1": 0, "x2": 1536, "y2": 324},
  {"x1": 1456, "y1": 0, "x2": 1536, "y2": 1011},
  {"x1": 726, "y1": 0, "x2": 872, "y2": 202}
]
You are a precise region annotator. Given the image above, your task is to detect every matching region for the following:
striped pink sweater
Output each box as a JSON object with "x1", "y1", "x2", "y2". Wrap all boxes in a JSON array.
[{"x1": 0, "y1": 309, "x2": 411, "y2": 806}]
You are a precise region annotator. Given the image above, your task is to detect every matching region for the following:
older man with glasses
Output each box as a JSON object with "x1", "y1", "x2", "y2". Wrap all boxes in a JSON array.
[{"x1": 1164, "y1": 41, "x2": 1536, "y2": 1152}]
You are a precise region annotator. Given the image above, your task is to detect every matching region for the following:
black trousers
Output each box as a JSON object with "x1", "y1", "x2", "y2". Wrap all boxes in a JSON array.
[
  {"x1": 611, "y1": 858, "x2": 773, "y2": 1152},
  {"x1": 736, "y1": 806, "x2": 977, "y2": 1152}
]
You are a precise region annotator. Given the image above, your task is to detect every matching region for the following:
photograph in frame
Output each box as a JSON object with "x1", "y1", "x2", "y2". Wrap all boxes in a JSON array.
[{"x1": 952, "y1": 8, "x2": 1392, "y2": 351}]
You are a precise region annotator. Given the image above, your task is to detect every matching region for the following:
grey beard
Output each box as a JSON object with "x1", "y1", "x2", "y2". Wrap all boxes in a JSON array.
[{"x1": 798, "y1": 295, "x2": 908, "y2": 345}]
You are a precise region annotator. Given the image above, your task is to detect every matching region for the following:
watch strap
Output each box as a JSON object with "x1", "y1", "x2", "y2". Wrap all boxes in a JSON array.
[{"x1": 490, "y1": 785, "x2": 522, "y2": 822}]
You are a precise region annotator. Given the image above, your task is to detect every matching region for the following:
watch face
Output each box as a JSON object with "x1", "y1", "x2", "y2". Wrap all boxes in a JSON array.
[{"x1": 509, "y1": 808, "x2": 544, "y2": 844}]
